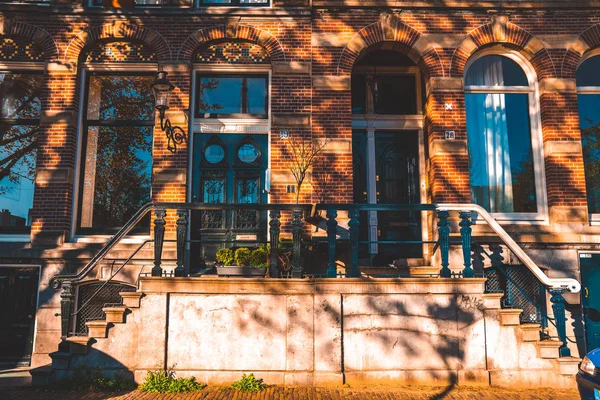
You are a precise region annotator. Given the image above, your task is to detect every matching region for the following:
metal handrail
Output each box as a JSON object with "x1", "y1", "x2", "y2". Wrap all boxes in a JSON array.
[{"x1": 438, "y1": 203, "x2": 581, "y2": 293}]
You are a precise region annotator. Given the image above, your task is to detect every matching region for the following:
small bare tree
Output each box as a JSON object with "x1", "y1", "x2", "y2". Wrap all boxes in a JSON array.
[{"x1": 285, "y1": 139, "x2": 330, "y2": 204}]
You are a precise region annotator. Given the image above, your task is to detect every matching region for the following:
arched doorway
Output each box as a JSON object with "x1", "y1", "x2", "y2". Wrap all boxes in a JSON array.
[{"x1": 351, "y1": 49, "x2": 425, "y2": 265}]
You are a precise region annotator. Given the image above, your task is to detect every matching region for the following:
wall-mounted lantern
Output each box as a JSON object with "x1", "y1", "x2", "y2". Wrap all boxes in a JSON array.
[{"x1": 152, "y1": 71, "x2": 187, "y2": 152}]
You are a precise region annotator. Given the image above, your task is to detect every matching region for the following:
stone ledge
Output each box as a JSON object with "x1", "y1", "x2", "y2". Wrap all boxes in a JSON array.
[
  {"x1": 482, "y1": 293, "x2": 503, "y2": 310},
  {"x1": 557, "y1": 356, "x2": 582, "y2": 375},
  {"x1": 543, "y1": 140, "x2": 582, "y2": 155},
  {"x1": 272, "y1": 113, "x2": 311, "y2": 127},
  {"x1": 539, "y1": 78, "x2": 576, "y2": 94},
  {"x1": 549, "y1": 205, "x2": 588, "y2": 224},
  {"x1": 272, "y1": 61, "x2": 310, "y2": 75},
  {"x1": 40, "y1": 110, "x2": 75, "y2": 125},
  {"x1": 537, "y1": 340, "x2": 562, "y2": 359},
  {"x1": 430, "y1": 139, "x2": 468, "y2": 155},
  {"x1": 153, "y1": 168, "x2": 187, "y2": 184},
  {"x1": 120, "y1": 291, "x2": 143, "y2": 308},
  {"x1": 426, "y1": 77, "x2": 463, "y2": 95},
  {"x1": 35, "y1": 167, "x2": 73, "y2": 184},
  {"x1": 158, "y1": 61, "x2": 191, "y2": 73},
  {"x1": 499, "y1": 308, "x2": 522, "y2": 326},
  {"x1": 139, "y1": 277, "x2": 487, "y2": 295},
  {"x1": 85, "y1": 321, "x2": 110, "y2": 339},
  {"x1": 519, "y1": 323, "x2": 542, "y2": 342},
  {"x1": 102, "y1": 306, "x2": 128, "y2": 324},
  {"x1": 313, "y1": 76, "x2": 350, "y2": 91}
]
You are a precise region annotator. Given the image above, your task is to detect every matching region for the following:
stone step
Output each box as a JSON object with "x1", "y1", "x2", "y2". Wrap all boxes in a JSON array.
[
  {"x1": 86, "y1": 320, "x2": 110, "y2": 339},
  {"x1": 66, "y1": 336, "x2": 93, "y2": 355},
  {"x1": 519, "y1": 323, "x2": 542, "y2": 342},
  {"x1": 29, "y1": 366, "x2": 53, "y2": 387},
  {"x1": 358, "y1": 265, "x2": 438, "y2": 277},
  {"x1": 557, "y1": 356, "x2": 582, "y2": 375},
  {"x1": 537, "y1": 340, "x2": 563, "y2": 359},
  {"x1": 103, "y1": 306, "x2": 128, "y2": 324},
  {"x1": 0, "y1": 368, "x2": 32, "y2": 387},
  {"x1": 49, "y1": 351, "x2": 71, "y2": 370},
  {"x1": 499, "y1": 308, "x2": 523, "y2": 326},
  {"x1": 482, "y1": 293, "x2": 503, "y2": 310},
  {"x1": 120, "y1": 291, "x2": 143, "y2": 308}
]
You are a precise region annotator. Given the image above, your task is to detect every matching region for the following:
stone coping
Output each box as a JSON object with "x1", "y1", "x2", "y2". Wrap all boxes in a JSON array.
[{"x1": 139, "y1": 277, "x2": 487, "y2": 295}]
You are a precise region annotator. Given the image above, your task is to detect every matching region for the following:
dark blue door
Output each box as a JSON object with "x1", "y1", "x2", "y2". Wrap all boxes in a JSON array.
[
  {"x1": 190, "y1": 134, "x2": 268, "y2": 268},
  {"x1": 581, "y1": 253, "x2": 600, "y2": 351}
]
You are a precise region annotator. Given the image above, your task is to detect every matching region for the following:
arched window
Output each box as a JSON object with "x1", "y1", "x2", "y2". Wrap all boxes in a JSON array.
[
  {"x1": 577, "y1": 55, "x2": 600, "y2": 216},
  {"x1": 464, "y1": 54, "x2": 543, "y2": 218}
]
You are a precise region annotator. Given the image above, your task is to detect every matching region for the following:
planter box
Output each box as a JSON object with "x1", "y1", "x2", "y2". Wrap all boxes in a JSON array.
[{"x1": 216, "y1": 266, "x2": 267, "y2": 277}]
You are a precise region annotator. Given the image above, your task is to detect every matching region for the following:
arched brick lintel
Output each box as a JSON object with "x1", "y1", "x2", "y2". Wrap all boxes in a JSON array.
[
  {"x1": 64, "y1": 21, "x2": 172, "y2": 63},
  {"x1": 450, "y1": 22, "x2": 555, "y2": 79},
  {"x1": 177, "y1": 24, "x2": 286, "y2": 62},
  {"x1": 561, "y1": 24, "x2": 600, "y2": 79},
  {"x1": 336, "y1": 16, "x2": 445, "y2": 79},
  {"x1": 0, "y1": 20, "x2": 59, "y2": 60}
]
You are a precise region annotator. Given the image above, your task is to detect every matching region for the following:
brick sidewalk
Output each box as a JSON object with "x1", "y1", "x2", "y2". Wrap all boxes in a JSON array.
[{"x1": 0, "y1": 386, "x2": 580, "y2": 400}]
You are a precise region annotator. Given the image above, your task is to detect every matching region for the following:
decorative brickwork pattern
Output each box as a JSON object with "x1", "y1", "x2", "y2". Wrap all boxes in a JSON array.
[
  {"x1": 0, "y1": 36, "x2": 44, "y2": 61},
  {"x1": 195, "y1": 41, "x2": 270, "y2": 65},
  {"x1": 83, "y1": 40, "x2": 157, "y2": 63}
]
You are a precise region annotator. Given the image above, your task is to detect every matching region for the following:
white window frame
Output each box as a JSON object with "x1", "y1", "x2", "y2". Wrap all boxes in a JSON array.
[
  {"x1": 0, "y1": 62, "x2": 45, "y2": 242},
  {"x1": 463, "y1": 49, "x2": 548, "y2": 224},
  {"x1": 576, "y1": 50, "x2": 600, "y2": 225},
  {"x1": 70, "y1": 63, "x2": 158, "y2": 243}
]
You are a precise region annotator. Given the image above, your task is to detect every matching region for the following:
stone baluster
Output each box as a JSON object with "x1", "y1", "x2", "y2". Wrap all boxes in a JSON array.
[
  {"x1": 459, "y1": 211, "x2": 474, "y2": 278},
  {"x1": 437, "y1": 210, "x2": 451, "y2": 278},
  {"x1": 269, "y1": 210, "x2": 281, "y2": 278},
  {"x1": 152, "y1": 208, "x2": 167, "y2": 277},
  {"x1": 175, "y1": 209, "x2": 188, "y2": 277}
]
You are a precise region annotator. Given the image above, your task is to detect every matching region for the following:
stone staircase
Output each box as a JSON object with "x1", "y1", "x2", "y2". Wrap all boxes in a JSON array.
[
  {"x1": 482, "y1": 292, "x2": 581, "y2": 388},
  {"x1": 32, "y1": 284, "x2": 581, "y2": 388}
]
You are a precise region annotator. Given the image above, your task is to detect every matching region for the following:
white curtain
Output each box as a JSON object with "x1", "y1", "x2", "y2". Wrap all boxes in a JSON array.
[{"x1": 466, "y1": 57, "x2": 514, "y2": 212}]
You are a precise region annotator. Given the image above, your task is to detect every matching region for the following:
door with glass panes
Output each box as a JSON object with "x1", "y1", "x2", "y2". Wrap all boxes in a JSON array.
[{"x1": 191, "y1": 134, "x2": 268, "y2": 266}]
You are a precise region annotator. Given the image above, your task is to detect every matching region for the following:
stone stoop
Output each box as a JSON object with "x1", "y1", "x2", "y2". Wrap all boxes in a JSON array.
[
  {"x1": 34, "y1": 290, "x2": 145, "y2": 385},
  {"x1": 0, "y1": 368, "x2": 33, "y2": 387},
  {"x1": 481, "y1": 291, "x2": 578, "y2": 387}
]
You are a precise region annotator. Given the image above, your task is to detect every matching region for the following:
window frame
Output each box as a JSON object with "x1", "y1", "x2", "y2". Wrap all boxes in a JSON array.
[
  {"x1": 86, "y1": 0, "x2": 270, "y2": 7},
  {"x1": 194, "y1": 72, "x2": 269, "y2": 120},
  {"x1": 576, "y1": 51, "x2": 600, "y2": 224},
  {"x1": 74, "y1": 68, "x2": 156, "y2": 236},
  {"x1": 0, "y1": 67, "x2": 44, "y2": 237},
  {"x1": 463, "y1": 49, "x2": 548, "y2": 224}
]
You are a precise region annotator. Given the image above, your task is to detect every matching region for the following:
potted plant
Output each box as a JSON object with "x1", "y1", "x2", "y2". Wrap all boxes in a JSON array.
[{"x1": 215, "y1": 247, "x2": 268, "y2": 277}]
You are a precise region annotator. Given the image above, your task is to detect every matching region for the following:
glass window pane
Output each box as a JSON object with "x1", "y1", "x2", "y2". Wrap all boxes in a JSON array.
[
  {"x1": 0, "y1": 124, "x2": 38, "y2": 232},
  {"x1": 197, "y1": 76, "x2": 267, "y2": 117},
  {"x1": 465, "y1": 55, "x2": 528, "y2": 87},
  {"x1": 578, "y1": 94, "x2": 600, "y2": 213},
  {"x1": 87, "y1": 75, "x2": 155, "y2": 121},
  {"x1": 79, "y1": 126, "x2": 153, "y2": 230},
  {"x1": 375, "y1": 75, "x2": 417, "y2": 115},
  {"x1": 466, "y1": 93, "x2": 537, "y2": 213},
  {"x1": 351, "y1": 75, "x2": 366, "y2": 114},
  {"x1": 0, "y1": 73, "x2": 42, "y2": 120},
  {"x1": 203, "y1": 179, "x2": 224, "y2": 203},
  {"x1": 238, "y1": 143, "x2": 259, "y2": 163},
  {"x1": 204, "y1": 144, "x2": 225, "y2": 164},
  {"x1": 237, "y1": 178, "x2": 258, "y2": 203},
  {"x1": 577, "y1": 56, "x2": 600, "y2": 87}
]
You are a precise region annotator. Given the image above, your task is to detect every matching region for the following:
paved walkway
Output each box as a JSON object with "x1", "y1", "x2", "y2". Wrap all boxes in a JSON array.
[{"x1": 0, "y1": 386, "x2": 580, "y2": 400}]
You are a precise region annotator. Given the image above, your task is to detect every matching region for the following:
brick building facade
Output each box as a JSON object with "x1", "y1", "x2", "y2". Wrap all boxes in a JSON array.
[{"x1": 0, "y1": 0, "x2": 600, "y2": 386}]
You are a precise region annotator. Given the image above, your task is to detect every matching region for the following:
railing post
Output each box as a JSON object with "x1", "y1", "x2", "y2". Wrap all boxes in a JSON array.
[
  {"x1": 550, "y1": 289, "x2": 571, "y2": 357},
  {"x1": 269, "y1": 210, "x2": 281, "y2": 278},
  {"x1": 347, "y1": 209, "x2": 360, "y2": 278},
  {"x1": 152, "y1": 208, "x2": 166, "y2": 277},
  {"x1": 459, "y1": 211, "x2": 474, "y2": 278},
  {"x1": 291, "y1": 209, "x2": 304, "y2": 278},
  {"x1": 59, "y1": 281, "x2": 74, "y2": 342},
  {"x1": 326, "y1": 209, "x2": 338, "y2": 278},
  {"x1": 175, "y1": 209, "x2": 188, "y2": 277},
  {"x1": 437, "y1": 209, "x2": 451, "y2": 278}
]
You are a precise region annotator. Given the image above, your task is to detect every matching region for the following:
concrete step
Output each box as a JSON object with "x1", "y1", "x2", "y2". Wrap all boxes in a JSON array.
[
  {"x1": 557, "y1": 357, "x2": 582, "y2": 375},
  {"x1": 85, "y1": 320, "x2": 110, "y2": 339},
  {"x1": 49, "y1": 351, "x2": 71, "y2": 370},
  {"x1": 358, "y1": 265, "x2": 438, "y2": 277},
  {"x1": 0, "y1": 368, "x2": 32, "y2": 387},
  {"x1": 121, "y1": 291, "x2": 143, "y2": 308},
  {"x1": 538, "y1": 340, "x2": 563, "y2": 359},
  {"x1": 103, "y1": 306, "x2": 128, "y2": 324},
  {"x1": 29, "y1": 366, "x2": 53, "y2": 386},
  {"x1": 482, "y1": 293, "x2": 503, "y2": 310},
  {"x1": 66, "y1": 336, "x2": 92, "y2": 355},
  {"x1": 519, "y1": 323, "x2": 542, "y2": 342},
  {"x1": 499, "y1": 308, "x2": 522, "y2": 326}
]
